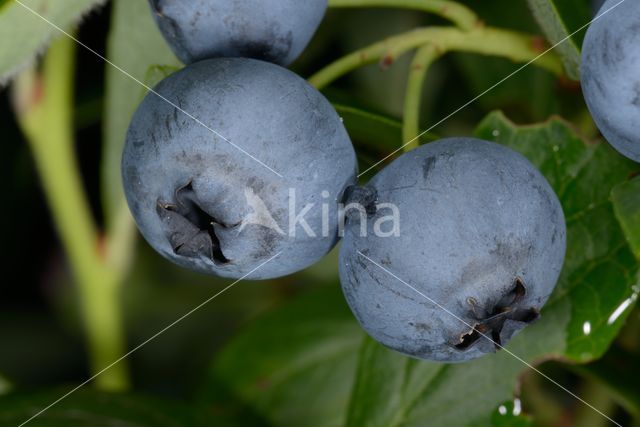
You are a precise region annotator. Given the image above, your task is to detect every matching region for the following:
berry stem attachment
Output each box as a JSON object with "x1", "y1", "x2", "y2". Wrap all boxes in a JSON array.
[
  {"x1": 308, "y1": 26, "x2": 564, "y2": 90},
  {"x1": 13, "y1": 36, "x2": 130, "y2": 391},
  {"x1": 402, "y1": 44, "x2": 442, "y2": 151},
  {"x1": 327, "y1": 0, "x2": 480, "y2": 31}
]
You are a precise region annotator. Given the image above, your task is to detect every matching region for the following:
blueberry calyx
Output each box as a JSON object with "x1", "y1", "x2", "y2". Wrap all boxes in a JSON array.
[
  {"x1": 156, "y1": 181, "x2": 232, "y2": 265},
  {"x1": 342, "y1": 185, "x2": 378, "y2": 219},
  {"x1": 454, "y1": 278, "x2": 539, "y2": 351}
]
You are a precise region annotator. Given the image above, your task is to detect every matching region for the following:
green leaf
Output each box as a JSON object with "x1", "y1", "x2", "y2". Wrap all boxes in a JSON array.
[
  {"x1": 335, "y1": 103, "x2": 438, "y2": 150},
  {"x1": 102, "y1": 0, "x2": 180, "y2": 227},
  {"x1": 491, "y1": 400, "x2": 533, "y2": 427},
  {"x1": 0, "y1": 0, "x2": 105, "y2": 83},
  {"x1": 612, "y1": 176, "x2": 640, "y2": 260},
  {"x1": 526, "y1": 0, "x2": 591, "y2": 80},
  {"x1": 204, "y1": 286, "x2": 363, "y2": 427},
  {"x1": 333, "y1": 103, "x2": 438, "y2": 174},
  {"x1": 0, "y1": 389, "x2": 207, "y2": 426},
  {"x1": 345, "y1": 337, "x2": 441, "y2": 427},
  {"x1": 335, "y1": 103, "x2": 405, "y2": 152},
  {"x1": 345, "y1": 303, "x2": 569, "y2": 427},
  {"x1": 477, "y1": 112, "x2": 639, "y2": 361}
]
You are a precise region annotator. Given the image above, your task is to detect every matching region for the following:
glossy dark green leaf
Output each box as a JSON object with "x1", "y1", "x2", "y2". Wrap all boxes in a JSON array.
[
  {"x1": 335, "y1": 103, "x2": 404, "y2": 151},
  {"x1": 491, "y1": 400, "x2": 533, "y2": 427},
  {"x1": 526, "y1": 0, "x2": 592, "y2": 80},
  {"x1": 345, "y1": 308, "x2": 567, "y2": 427},
  {"x1": 333, "y1": 103, "x2": 438, "y2": 174},
  {"x1": 477, "y1": 111, "x2": 639, "y2": 360},
  {"x1": 335, "y1": 103, "x2": 438, "y2": 150},
  {"x1": 612, "y1": 176, "x2": 640, "y2": 260},
  {"x1": 205, "y1": 286, "x2": 363, "y2": 427},
  {"x1": 0, "y1": 389, "x2": 206, "y2": 426},
  {"x1": 345, "y1": 337, "x2": 441, "y2": 427},
  {"x1": 0, "y1": 0, "x2": 105, "y2": 83},
  {"x1": 102, "y1": 0, "x2": 180, "y2": 227}
]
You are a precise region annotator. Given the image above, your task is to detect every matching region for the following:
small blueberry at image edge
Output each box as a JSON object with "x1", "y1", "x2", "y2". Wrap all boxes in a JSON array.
[
  {"x1": 581, "y1": 0, "x2": 640, "y2": 162},
  {"x1": 148, "y1": 0, "x2": 328, "y2": 66}
]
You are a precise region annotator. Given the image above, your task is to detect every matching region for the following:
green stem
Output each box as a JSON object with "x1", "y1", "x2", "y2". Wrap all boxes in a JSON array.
[
  {"x1": 14, "y1": 37, "x2": 130, "y2": 391},
  {"x1": 328, "y1": 0, "x2": 480, "y2": 31},
  {"x1": 105, "y1": 203, "x2": 137, "y2": 285},
  {"x1": 402, "y1": 45, "x2": 441, "y2": 150},
  {"x1": 309, "y1": 26, "x2": 563, "y2": 90}
]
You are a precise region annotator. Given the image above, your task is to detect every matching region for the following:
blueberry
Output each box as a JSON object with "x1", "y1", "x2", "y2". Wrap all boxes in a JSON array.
[
  {"x1": 149, "y1": 0, "x2": 327, "y2": 66},
  {"x1": 581, "y1": 0, "x2": 640, "y2": 162},
  {"x1": 339, "y1": 138, "x2": 566, "y2": 362},
  {"x1": 122, "y1": 58, "x2": 357, "y2": 280}
]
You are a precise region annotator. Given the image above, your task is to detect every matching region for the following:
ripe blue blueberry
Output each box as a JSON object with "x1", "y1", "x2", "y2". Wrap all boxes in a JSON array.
[
  {"x1": 339, "y1": 138, "x2": 566, "y2": 362},
  {"x1": 149, "y1": 0, "x2": 327, "y2": 66},
  {"x1": 581, "y1": 0, "x2": 640, "y2": 162},
  {"x1": 123, "y1": 58, "x2": 357, "y2": 280}
]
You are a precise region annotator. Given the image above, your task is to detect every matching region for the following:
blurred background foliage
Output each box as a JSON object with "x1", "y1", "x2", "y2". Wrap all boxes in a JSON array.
[{"x1": 0, "y1": 0, "x2": 639, "y2": 426}]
